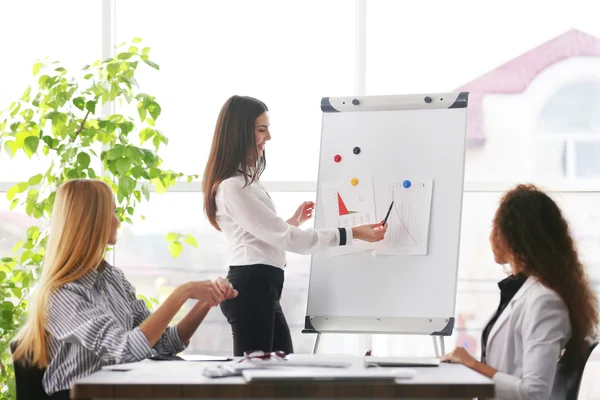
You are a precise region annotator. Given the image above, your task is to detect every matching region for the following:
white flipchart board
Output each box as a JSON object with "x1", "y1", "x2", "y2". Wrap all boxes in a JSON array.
[{"x1": 304, "y1": 92, "x2": 469, "y2": 337}]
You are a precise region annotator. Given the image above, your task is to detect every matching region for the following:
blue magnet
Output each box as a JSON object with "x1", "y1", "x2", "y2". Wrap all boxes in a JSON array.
[{"x1": 403, "y1": 180, "x2": 411, "y2": 188}]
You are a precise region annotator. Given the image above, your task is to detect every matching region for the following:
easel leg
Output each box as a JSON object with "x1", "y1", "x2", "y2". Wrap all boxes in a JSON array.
[
  {"x1": 432, "y1": 336, "x2": 446, "y2": 357},
  {"x1": 312, "y1": 333, "x2": 321, "y2": 355}
]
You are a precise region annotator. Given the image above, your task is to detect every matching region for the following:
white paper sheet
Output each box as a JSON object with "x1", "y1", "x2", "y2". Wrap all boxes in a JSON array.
[
  {"x1": 320, "y1": 175, "x2": 377, "y2": 256},
  {"x1": 377, "y1": 179, "x2": 433, "y2": 255}
]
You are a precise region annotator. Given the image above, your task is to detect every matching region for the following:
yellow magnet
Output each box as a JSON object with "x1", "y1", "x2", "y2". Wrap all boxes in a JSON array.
[{"x1": 351, "y1": 178, "x2": 359, "y2": 186}]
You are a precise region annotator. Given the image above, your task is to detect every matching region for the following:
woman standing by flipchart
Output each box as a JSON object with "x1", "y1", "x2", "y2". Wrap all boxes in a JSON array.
[{"x1": 203, "y1": 95, "x2": 387, "y2": 356}]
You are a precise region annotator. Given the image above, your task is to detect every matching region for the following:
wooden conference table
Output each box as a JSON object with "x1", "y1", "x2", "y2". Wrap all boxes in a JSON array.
[{"x1": 71, "y1": 355, "x2": 494, "y2": 399}]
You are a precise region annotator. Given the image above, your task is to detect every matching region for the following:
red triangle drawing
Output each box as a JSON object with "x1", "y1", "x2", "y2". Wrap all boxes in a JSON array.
[{"x1": 338, "y1": 192, "x2": 349, "y2": 216}]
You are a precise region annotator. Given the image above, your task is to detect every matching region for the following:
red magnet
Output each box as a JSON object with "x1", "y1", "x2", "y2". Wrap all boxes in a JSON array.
[{"x1": 334, "y1": 154, "x2": 342, "y2": 163}]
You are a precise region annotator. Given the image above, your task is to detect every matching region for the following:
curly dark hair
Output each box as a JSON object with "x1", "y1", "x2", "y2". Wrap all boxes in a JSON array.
[{"x1": 493, "y1": 184, "x2": 598, "y2": 361}]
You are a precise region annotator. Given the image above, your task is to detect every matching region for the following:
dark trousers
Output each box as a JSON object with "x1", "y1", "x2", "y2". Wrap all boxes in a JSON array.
[{"x1": 220, "y1": 264, "x2": 294, "y2": 357}]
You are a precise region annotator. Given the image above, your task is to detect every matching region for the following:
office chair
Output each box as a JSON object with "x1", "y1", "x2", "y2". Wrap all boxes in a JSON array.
[
  {"x1": 10, "y1": 341, "x2": 69, "y2": 400},
  {"x1": 551, "y1": 341, "x2": 598, "y2": 400}
]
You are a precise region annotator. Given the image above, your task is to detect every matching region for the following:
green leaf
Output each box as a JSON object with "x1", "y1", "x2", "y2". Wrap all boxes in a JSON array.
[
  {"x1": 12, "y1": 240, "x2": 24, "y2": 253},
  {"x1": 147, "y1": 101, "x2": 161, "y2": 120},
  {"x1": 73, "y1": 97, "x2": 85, "y2": 111},
  {"x1": 105, "y1": 147, "x2": 124, "y2": 160},
  {"x1": 168, "y1": 241, "x2": 183, "y2": 258},
  {"x1": 7, "y1": 182, "x2": 28, "y2": 201},
  {"x1": 77, "y1": 152, "x2": 91, "y2": 168},
  {"x1": 119, "y1": 121, "x2": 134, "y2": 135},
  {"x1": 22, "y1": 86, "x2": 32, "y2": 100},
  {"x1": 32, "y1": 62, "x2": 43, "y2": 76},
  {"x1": 85, "y1": 100, "x2": 96, "y2": 114},
  {"x1": 132, "y1": 37, "x2": 142, "y2": 43},
  {"x1": 88, "y1": 168, "x2": 97, "y2": 179},
  {"x1": 130, "y1": 166, "x2": 144, "y2": 178},
  {"x1": 107, "y1": 62, "x2": 120, "y2": 77},
  {"x1": 115, "y1": 158, "x2": 131, "y2": 175},
  {"x1": 117, "y1": 52, "x2": 133, "y2": 60},
  {"x1": 55, "y1": 67, "x2": 66, "y2": 73},
  {"x1": 27, "y1": 225, "x2": 40, "y2": 240},
  {"x1": 166, "y1": 232, "x2": 179, "y2": 242},
  {"x1": 142, "y1": 47, "x2": 150, "y2": 56},
  {"x1": 139, "y1": 127, "x2": 154, "y2": 144},
  {"x1": 118, "y1": 176, "x2": 136, "y2": 195},
  {"x1": 141, "y1": 183, "x2": 150, "y2": 201},
  {"x1": 183, "y1": 234, "x2": 198, "y2": 248},
  {"x1": 10, "y1": 102, "x2": 21, "y2": 117},
  {"x1": 152, "y1": 134, "x2": 162, "y2": 150},
  {"x1": 4, "y1": 140, "x2": 18, "y2": 157},
  {"x1": 84, "y1": 73, "x2": 93, "y2": 79},
  {"x1": 28, "y1": 174, "x2": 43, "y2": 186},
  {"x1": 128, "y1": 46, "x2": 138, "y2": 53},
  {"x1": 141, "y1": 149, "x2": 157, "y2": 167},
  {"x1": 10, "y1": 198, "x2": 19, "y2": 211},
  {"x1": 137, "y1": 102, "x2": 147, "y2": 121},
  {"x1": 143, "y1": 59, "x2": 160, "y2": 70},
  {"x1": 23, "y1": 136, "x2": 40, "y2": 158},
  {"x1": 22, "y1": 108, "x2": 34, "y2": 121},
  {"x1": 148, "y1": 167, "x2": 161, "y2": 179},
  {"x1": 12, "y1": 287, "x2": 22, "y2": 298}
]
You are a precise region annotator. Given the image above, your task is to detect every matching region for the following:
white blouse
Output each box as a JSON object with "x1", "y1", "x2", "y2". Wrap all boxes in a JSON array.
[{"x1": 215, "y1": 173, "x2": 352, "y2": 269}]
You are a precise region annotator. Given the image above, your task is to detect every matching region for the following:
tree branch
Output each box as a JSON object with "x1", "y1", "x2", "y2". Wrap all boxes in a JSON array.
[
  {"x1": 0, "y1": 358, "x2": 7, "y2": 377},
  {"x1": 70, "y1": 109, "x2": 91, "y2": 143},
  {"x1": 70, "y1": 95, "x2": 99, "y2": 143}
]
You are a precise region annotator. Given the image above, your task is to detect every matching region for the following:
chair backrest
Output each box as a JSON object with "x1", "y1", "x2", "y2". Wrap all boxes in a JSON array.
[
  {"x1": 10, "y1": 341, "x2": 51, "y2": 400},
  {"x1": 551, "y1": 341, "x2": 598, "y2": 400}
]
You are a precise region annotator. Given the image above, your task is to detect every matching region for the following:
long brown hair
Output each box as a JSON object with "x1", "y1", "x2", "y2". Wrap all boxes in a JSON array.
[
  {"x1": 203, "y1": 95, "x2": 268, "y2": 230},
  {"x1": 13, "y1": 179, "x2": 114, "y2": 367},
  {"x1": 493, "y1": 184, "x2": 598, "y2": 361}
]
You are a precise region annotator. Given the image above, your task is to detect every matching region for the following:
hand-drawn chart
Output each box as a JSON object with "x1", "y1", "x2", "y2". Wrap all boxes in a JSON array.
[
  {"x1": 321, "y1": 175, "x2": 377, "y2": 256},
  {"x1": 378, "y1": 179, "x2": 433, "y2": 255}
]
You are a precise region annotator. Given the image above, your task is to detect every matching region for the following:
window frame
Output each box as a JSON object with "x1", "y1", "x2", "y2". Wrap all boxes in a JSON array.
[{"x1": 1, "y1": 0, "x2": 600, "y2": 362}]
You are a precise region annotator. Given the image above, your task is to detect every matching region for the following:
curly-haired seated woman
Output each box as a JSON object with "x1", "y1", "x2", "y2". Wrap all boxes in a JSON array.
[
  {"x1": 442, "y1": 184, "x2": 598, "y2": 400},
  {"x1": 12, "y1": 179, "x2": 237, "y2": 398},
  {"x1": 442, "y1": 185, "x2": 598, "y2": 400}
]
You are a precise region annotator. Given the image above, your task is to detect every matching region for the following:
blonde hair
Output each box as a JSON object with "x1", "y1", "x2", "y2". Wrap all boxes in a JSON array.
[{"x1": 13, "y1": 179, "x2": 115, "y2": 367}]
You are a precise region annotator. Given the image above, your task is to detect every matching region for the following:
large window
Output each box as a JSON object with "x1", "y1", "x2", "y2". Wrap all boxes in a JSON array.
[
  {"x1": 0, "y1": 0, "x2": 102, "y2": 182},
  {"x1": 115, "y1": 0, "x2": 354, "y2": 181},
  {"x1": 1, "y1": 0, "x2": 599, "y2": 397}
]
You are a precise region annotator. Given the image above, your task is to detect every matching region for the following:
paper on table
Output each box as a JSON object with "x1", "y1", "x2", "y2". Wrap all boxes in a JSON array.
[
  {"x1": 242, "y1": 368, "x2": 415, "y2": 382},
  {"x1": 320, "y1": 175, "x2": 377, "y2": 256},
  {"x1": 377, "y1": 179, "x2": 433, "y2": 256}
]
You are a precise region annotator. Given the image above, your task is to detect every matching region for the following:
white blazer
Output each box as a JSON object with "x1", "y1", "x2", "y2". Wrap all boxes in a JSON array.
[{"x1": 485, "y1": 276, "x2": 571, "y2": 400}]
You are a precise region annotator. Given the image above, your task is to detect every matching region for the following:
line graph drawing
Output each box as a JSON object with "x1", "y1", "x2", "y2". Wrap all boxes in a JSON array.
[
  {"x1": 391, "y1": 202, "x2": 418, "y2": 245},
  {"x1": 379, "y1": 179, "x2": 433, "y2": 255}
]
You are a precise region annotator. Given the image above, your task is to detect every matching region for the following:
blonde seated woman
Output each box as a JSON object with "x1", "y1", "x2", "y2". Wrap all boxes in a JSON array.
[{"x1": 12, "y1": 179, "x2": 237, "y2": 398}]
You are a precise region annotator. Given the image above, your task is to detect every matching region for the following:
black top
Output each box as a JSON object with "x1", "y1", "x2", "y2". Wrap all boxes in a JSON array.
[{"x1": 481, "y1": 273, "x2": 527, "y2": 363}]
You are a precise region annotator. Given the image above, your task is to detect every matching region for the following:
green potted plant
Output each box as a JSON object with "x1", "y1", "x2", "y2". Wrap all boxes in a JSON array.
[{"x1": 0, "y1": 38, "x2": 197, "y2": 399}]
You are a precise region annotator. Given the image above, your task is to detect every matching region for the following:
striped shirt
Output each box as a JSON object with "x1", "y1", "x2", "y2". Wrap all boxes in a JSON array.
[{"x1": 43, "y1": 261, "x2": 187, "y2": 394}]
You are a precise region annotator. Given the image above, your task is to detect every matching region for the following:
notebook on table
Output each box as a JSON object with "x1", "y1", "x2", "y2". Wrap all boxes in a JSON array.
[{"x1": 364, "y1": 357, "x2": 440, "y2": 368}]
